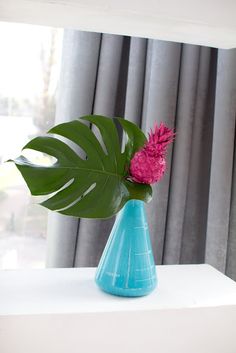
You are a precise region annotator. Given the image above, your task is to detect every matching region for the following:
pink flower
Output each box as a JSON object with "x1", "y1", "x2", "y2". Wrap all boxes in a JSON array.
[{"x1": 129, "y1": 123, "x2": 175, "y2": 184}]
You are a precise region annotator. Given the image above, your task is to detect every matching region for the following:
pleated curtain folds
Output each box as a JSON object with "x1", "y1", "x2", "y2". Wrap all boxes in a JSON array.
[{"x1": 46, "y1": 30, "x2": 236, "y2": 281}]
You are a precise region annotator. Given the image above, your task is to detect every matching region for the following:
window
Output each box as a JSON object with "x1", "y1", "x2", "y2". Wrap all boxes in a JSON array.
[{"x1": 0, "y1": 22, "x2": 63, "y2": 269}]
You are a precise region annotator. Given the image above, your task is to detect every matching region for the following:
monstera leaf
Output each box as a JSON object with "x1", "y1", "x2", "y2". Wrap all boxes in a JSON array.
[{"x1": 10, "y1": 115, "x2": 152, "y2": 219}]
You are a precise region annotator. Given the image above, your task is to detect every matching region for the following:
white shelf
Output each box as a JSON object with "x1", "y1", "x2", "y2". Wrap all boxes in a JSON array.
[
  {"x1": 0, "y1": 0, "x2": 236, "y2": 48},
  {"x1": 0, "y1": 264, "x2": 236, "y2": 315},
  {"x1": 0, "y1": 265, "x2": 236, "y2": 352}
]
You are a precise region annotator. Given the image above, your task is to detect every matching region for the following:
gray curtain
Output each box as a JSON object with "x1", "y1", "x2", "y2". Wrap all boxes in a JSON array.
[{"x1": 46, "y1": 30, "x2": 236, "y2": 281}]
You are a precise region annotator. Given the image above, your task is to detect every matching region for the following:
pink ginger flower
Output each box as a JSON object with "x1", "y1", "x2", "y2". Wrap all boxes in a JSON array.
[{"x1": 129, "y1": 123, "x2": 175, "y2": 184}]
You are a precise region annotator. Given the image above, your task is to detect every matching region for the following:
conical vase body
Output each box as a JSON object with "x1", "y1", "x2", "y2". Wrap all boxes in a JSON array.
[{"x1": 95, "y1": 200, "x2": 157, "y2": 297}]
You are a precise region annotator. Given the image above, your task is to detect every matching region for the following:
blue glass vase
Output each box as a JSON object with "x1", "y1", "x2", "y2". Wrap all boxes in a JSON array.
[{"x1": 95, "y1": 200, "x2": 157, "y2": 297}]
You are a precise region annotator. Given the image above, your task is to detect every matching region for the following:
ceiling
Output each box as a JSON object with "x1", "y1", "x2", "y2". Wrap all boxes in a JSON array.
[{"x1": 0, "y1": 0, "x2": 235, "y2": 48}]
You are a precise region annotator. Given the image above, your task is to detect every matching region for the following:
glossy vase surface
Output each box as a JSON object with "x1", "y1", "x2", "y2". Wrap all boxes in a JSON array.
[{"x1": 95, "y1": 200, "x2": 157, "y2": 297}]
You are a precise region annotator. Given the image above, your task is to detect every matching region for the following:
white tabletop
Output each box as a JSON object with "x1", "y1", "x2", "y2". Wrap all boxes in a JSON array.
[{"x1": 0, "y1": 264, "x2": 236, "y2": 316}]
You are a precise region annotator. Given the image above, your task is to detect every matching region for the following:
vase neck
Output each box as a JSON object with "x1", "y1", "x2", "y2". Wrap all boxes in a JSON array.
[
  {"x1": 119, "y1": 199, "x2": 146, "y2": 223},
  {"x1": 125, "y1": 199, "x2": 144, "y2": 207}
]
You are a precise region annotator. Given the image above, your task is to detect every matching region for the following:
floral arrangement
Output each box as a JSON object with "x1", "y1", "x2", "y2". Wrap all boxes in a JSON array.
[{"x1": 10, "y1": 115, "x2": 174, "y2": 219}]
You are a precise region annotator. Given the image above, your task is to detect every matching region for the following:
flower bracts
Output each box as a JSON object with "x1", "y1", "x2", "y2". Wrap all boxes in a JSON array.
[{"x1": 129, "y1": 123, "x2": 175, "y2": 184}]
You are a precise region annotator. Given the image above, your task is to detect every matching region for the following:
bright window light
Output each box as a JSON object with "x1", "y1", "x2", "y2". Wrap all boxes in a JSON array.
[{"x1": 0, "y1": 22, "x2": 63, "y2": 269}]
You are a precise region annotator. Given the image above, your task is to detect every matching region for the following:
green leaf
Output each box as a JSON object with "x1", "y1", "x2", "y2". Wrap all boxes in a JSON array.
[
  {"x1": 10, "y1": 115, "x2": 152, "y2": 219},
  {"x1": 117, "y1": 117, "x2": 147, "y2": 163}
]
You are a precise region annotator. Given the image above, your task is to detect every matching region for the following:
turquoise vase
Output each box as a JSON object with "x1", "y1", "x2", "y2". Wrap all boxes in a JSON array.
[{"x1": 95, "y1": 200, "x2": 157, "y2": 297}]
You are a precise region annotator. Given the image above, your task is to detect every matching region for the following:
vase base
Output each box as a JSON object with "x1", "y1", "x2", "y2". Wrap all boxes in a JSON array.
[{"x1": 95, "y1": 278, "x2": 157, "y2": 298}]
